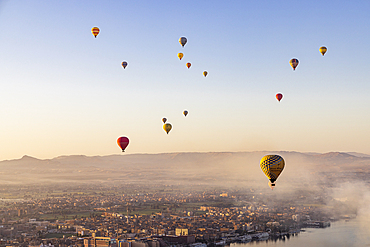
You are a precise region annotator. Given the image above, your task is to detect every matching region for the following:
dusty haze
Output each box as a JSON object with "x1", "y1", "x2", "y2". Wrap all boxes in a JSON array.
[
  {"x1": 1, "y1": 151, "x2": 369, "y2": 221},
  {"x1": 0, "y1": 151, "x2": 368, "y2": 189}
]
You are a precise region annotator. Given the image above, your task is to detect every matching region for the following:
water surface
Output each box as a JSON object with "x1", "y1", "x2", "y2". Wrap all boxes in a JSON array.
[{"x1": 230, "y1": 219, "x2": 370, "y2": 247}]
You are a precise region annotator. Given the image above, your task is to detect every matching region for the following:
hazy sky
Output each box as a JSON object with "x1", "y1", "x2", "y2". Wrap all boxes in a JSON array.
[{"x1": 1, "y1": 0, "x2": 370, "y2": 160}]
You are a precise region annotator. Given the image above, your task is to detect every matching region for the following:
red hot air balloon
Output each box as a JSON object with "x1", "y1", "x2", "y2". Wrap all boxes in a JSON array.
[
  {"x1": 276, "y1": 93, "x2": 283, "y2": 102},
  {"x1": 117, "y1": 137, "x2": 129, "y2": 152}
]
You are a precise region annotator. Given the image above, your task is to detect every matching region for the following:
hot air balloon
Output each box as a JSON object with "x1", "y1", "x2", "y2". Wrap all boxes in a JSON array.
[
  {"x1": 260, "y1": 155, "x2": 285, "y2": 189},
  {"x1": 178, "y1": 53, "x2": 184, "y2": 60},
  {"x1": 289, "y1": 58, "x2": 299, "y2": 70},
  {"x1": 117, "y1": 136, "x2": 129, "y2": 152},
  {"x1": 186, "y1": 62, "x2": 191, "y2": 69},
  {"x1": 183, "y1": 110, "x2": 188, "y2": 117},
  {"x1": 179, "y1": 37, "x2": 187, "y2": 47},
  {"x1": 276, "y1": 93, "x2": 283, "y2": 102},
  {"x1": 122, "y1": 61, "x2": 128, "y2": 69},
  {"x1": 319, "y1": 46, "x2": 327, "y2": 56},
  {"x1": 203, "y1": 71, "x2": 208, "y2": 77},
  {"x1": 162, "y1": 118, "x2": 167, "y2": 124},
  {"x1": 91, "y1": 27, "x2": 100, "y2": 38},
  {"x1": 163, "y1": 123, "x2": 172, "y2": 134}
]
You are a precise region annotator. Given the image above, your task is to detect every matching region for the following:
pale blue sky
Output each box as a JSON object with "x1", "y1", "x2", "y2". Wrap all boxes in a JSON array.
[{"x1": 0, "y1": 1, "x2": 370, "y2": 159}]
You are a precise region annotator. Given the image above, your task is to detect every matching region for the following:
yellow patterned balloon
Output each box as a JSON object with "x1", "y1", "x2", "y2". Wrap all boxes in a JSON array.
[
  {"x1": 319, "y1": 46, "x2": 327, "y2": 56},
  {"x1": 260, "y1": 155, "x2": 285, "y2": 185},
  {"x1": 163, "y1": 123, "x2": 172, "y2": 134}
]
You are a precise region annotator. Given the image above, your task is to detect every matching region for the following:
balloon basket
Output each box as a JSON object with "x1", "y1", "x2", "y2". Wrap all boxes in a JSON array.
[{"x1": 268, "y1": 182, "x2": 275, "y2": 190}]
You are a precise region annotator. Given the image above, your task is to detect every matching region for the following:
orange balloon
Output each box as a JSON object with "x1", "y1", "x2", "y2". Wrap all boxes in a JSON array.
[
  {"x1": 186, "y1": 62, "x2": 191, "y2": 69},
  {"x1": 178, "y1": 53, "x2": 184, "y2": 60}
]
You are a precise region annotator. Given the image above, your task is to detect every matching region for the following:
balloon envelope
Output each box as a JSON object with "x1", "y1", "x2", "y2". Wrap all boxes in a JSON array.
[
  {"x1": 289, "y1": 58, "x2": 299, "y2": 70},
  {"x1": 203, "y1": 71, "x2": 208, "y2": 77},
  {"x1": 319, "y1": 46, "x2": 327, "y2": 56},
  {"x1": 276, "y1": 93, "x2": 283, "y2": 102},
  {"x1": 91, "y1": 27, "x2": 100, "y2": 38},
  {"x1": 179, "y1": 37, "x2": 187, "y2": 47},
  {"x1": 122, "y1": 61, "x2": 128, "y2": 69},
  {"x1": 163, "y1": 123, "x2": 172, "y2": 134},
  {"x1": 117, "y1": 136, "x2": 129, "y2": 152},
  {"x1": 260, "y1": 155, "x2": 285, "y2": 186},
  {"x1": 183, "y1": 110, "x2": 188, "y2": 117},
  {"x1": 178, "y1": 53, "x2": 184, "y2": 60},
  {"x1": 186, "y1": 62, "x2": 191, "y2": 69},
  {"x1": 162, "y1": 118, "x2": 167, "y2": 124}
]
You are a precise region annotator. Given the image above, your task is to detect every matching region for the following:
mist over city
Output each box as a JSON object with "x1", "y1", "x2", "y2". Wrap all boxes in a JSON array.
[{"x1": 1, "y1": 0, "x2": 370, "y2": 246}]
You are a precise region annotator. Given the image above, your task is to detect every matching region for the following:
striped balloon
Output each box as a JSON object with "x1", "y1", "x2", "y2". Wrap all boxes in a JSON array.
[{"x1": 91, "y1": 27, "x2": 100, "y2": 38}]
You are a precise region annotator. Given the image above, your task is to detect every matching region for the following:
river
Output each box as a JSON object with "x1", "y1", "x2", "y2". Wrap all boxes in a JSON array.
[{"x1": 230, "y1": 219, "x2": 370, "y2": 247}]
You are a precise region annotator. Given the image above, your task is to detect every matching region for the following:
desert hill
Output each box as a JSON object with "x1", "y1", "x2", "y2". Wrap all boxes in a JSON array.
[{"x1": 0, "y1": 152, "x2": 369, "y2": 188}]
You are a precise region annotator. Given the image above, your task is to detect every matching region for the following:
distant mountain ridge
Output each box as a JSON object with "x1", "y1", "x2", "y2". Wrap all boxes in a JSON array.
[
  {"x1": 346, "y1": 152, "x2": 370, "y2": 158},
  {"x1": 4, "y1": 151, "x2": 369, "y2": 162},
  {"x1": 0, "y1": 151, "x2": 369, "y2": 186}
]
